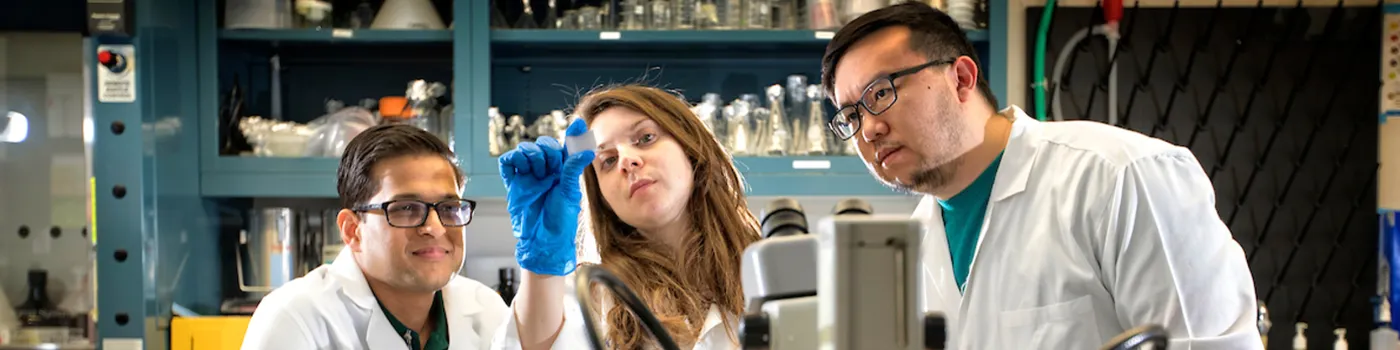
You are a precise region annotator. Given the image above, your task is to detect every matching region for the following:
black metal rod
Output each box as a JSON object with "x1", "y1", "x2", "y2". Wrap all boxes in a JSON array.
[
  {"x1": 1146, "y1": 0, "x2": 1223, "y2": 139},
  {"x1": 1183, "y1": 0, "x2": 1265, "y2": 148},
  {"x1": 1245, "y1": 84, "x2": 1345, "y2": 262},
  {"x1": 1208, "y1": 1, "x2": 1303, "y2": 180},
  {"x1": 1245, "y1": 5, "x2": 1354, "y2": 261},
  {"x1": 1330, "y1": 246, "x2": 1378, "y2": 326},
  {"x1": 1070, "y1": 0, "x2": 1106, "y2": 122},
  {"x1": 1116, "y1": 0, "x2": 1180, "y2": 128},
  {"x1": 1225, "y1": 3, "x2": 1347, "y2": 229},
  {"x1": 1109, "y1": 0, "x2": 1144, "y2": 128},
  {"x1": 1290, "y1": 163, "x2": 1379, "y2": 322},
  {"x1": 1260, "y1": 119, "x2": 1365, "y2": 304}
]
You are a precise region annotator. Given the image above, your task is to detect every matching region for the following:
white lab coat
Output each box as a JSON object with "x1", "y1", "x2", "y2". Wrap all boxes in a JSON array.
[
  {"x1": 241, "y1": 249, "x2": 511, "y2": 350},
  {"x1": 491, "y1": 276, "x2": 739, "y2": 350},
  {"x1": 917, "y1": 106, "x2": 1263, "y2": 349}
]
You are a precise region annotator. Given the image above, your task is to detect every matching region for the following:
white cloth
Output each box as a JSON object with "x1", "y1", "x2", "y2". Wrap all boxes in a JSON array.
[
  {"x1": 491, "y1": 274, "x2": 738, "y2": 350},
  {"x1": 240, "y1": 249, "x2": 510, "y2": 350},
  {"x1": 916, "y1": 106, "x2": 1263, "y2": 349}
]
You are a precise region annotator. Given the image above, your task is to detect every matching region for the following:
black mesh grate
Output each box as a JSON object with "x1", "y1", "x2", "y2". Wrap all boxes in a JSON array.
[{"x1": 1028, "y1": 3, "x2": 1380, "y2": 348}]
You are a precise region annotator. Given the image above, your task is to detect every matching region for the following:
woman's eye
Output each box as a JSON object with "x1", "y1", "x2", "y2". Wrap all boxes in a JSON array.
[
  {"x1": 637, "y1": 133, "x2": 657, "y2": 145},
  {"x1": 601, "y1": 156, "x2": 618, "y2": 168}
]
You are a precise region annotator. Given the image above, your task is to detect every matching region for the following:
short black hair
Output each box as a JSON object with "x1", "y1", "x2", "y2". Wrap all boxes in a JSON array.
[
  {"x1": 336, "y1": 124, "x2": 463, "y2": 209},
  {"x1": 821, "y1": 2, "x2": 998, "y2": 109}
]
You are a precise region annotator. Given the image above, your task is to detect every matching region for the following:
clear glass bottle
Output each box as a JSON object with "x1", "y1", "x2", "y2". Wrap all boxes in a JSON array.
[
  {"x1": 621, "y1": 0, "x2": 648, "y2": 30},
  {"x1": 649, "y1": 0, "x2": 673, "y2": 30},
  {"x1": 695, "y1": 0, "x2": 721, "y2": 29},
  {"x1": 294, "y1": 0, "x2": 333, "y2": 29},
  {"x1": 721, "y1": 0, "x2": 742, "y2": 29},
  {"x1": 577, "y1": 5, "x2": 603, "y2": 30},
  {"x1": 744, "y1": 0, "x2": 773, "y2": 29},
  {"x1": 807, "y1": 0, "x2": 839, "y2": 30},
  {"x1": 774, "y1": 0, "x2": 798, "y2": 29},
  {"x1": 673, "y1": 0, "x2": 698, "y2": 29}
]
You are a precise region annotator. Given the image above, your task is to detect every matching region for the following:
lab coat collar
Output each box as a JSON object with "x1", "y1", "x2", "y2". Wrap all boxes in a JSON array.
[
  {"x1": 329, "y1": 248, "x2": 484, "y2": 349},
  {"x1": 988, "y1": 105, "x2": 1041, "y2": 202},
  {"x1": 700, "y1": 304, "x2": 726, "y2": 342},
  {"x1": 330, "y1": 248, "x2": 379, "y2": 310}
]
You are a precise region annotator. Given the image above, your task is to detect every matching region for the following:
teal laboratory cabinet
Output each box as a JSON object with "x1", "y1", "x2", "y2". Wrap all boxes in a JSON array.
[{"x1": 90, "y1": 0, "x2": 1007, "y2": 347}]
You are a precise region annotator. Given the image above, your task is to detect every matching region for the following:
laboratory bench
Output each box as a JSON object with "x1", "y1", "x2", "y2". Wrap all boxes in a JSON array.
[{"x1": 85, "y1": 0, "x2": 1008, "y2": 348}]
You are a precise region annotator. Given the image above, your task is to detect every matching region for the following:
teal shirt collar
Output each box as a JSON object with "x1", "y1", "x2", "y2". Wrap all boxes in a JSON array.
[{"x1": 938, "y1": 152, "x2": 1005, "y2": 210}]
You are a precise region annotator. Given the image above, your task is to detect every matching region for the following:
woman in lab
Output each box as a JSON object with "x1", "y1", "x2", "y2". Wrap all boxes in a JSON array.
[{"x1": 493, "y1": 84, "x2": 762, "y2": 350}]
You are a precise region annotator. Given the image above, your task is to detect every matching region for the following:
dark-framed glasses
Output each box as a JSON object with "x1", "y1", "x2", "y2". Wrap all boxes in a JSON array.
[
  {"x1": 352, "y1": 198, "x2": 477, "y2": 228},
  {"x1": 829, "y1": 58, "x2": 959, "y2": 140}
]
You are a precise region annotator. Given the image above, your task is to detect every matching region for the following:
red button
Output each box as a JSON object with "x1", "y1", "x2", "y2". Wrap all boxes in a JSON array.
[
  {"x1": 97, "y1": 51, "x2": 113, "y2": 64},
  {"x1": 1392, "y1": 34, "x2": 1398, "y2": 42}
]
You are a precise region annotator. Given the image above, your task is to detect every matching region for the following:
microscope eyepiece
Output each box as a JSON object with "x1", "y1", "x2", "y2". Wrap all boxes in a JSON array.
[
  {"x1": 760, "y1": 198, "x2": 807, "y2": 238},
  {"x1": 833, "y1": 198, "x2": 873, "y2": 216}
]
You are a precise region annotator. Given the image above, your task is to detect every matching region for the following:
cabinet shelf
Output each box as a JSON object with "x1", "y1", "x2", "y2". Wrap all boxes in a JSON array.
[
  {"x1": 220, "y1": 29, "x2": 452, "y2": 44},
  {"x1": 201, "y1": 157, "x2": 339, "y2": 197},
  {"x1": 489, "y1": 29, "x2": 988, "y2": 44},
  {"x1": 200, "y1": 155, "x2": 891, "y2": 198}
]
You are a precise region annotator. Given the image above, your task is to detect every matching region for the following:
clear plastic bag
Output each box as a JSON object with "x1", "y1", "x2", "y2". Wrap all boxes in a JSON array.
[
  {"x1": 303, "y1": 107, "x2": 377, "y2": 157},
  {"x1": 239, "y1": 116, "x2": 315, "y2": 157}
]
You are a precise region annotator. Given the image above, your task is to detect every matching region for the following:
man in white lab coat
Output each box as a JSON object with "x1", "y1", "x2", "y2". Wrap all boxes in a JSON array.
[
  {"x1": 240, "y1": 124, "x2": 509, "y2": 350},
  {"x1": 820, "y1": 3, "x2": 1263, "y2": 349}
]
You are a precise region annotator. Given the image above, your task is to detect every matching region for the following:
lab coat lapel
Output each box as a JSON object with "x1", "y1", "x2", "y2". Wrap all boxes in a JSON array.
[
  {"x1": 330, "y1": 249, "x2": 378, "y2": 309},
  {"x1": 959, "y1": 107, "x2": 1040, "y2": 308},
  {"x1": 696, "y1": 305, "x2": 728, "y2": 348},
  {"x1": 986, "y1": 106, "x2": 1039, "y2": 202},
  {"x1": 914, "y1": 197, "x2": 961, "y2": 329},
  {"x1": 328, "y1": 250, "x2": 410, "y2": 350},
  {"x1": 367, "y1": 309, "x2": 410, "y2": 350},
  {"x1": 444, "y1": 277, "x2": 483, "y2": 350}
]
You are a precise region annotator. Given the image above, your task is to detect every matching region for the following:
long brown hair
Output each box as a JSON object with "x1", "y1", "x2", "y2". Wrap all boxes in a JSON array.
[{"x1": 574, "y1": 84, "x2": 762, "y2": 349}]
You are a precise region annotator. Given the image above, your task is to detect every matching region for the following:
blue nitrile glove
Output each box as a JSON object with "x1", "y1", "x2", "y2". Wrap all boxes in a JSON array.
[{"x1": 500, "y1": 118, "x2": 595, "y2": 276}]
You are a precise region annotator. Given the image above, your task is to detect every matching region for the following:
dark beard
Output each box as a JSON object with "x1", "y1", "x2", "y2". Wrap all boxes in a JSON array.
[{"x1": 889, "y1": 157, "x2": 963, "y2": 196}]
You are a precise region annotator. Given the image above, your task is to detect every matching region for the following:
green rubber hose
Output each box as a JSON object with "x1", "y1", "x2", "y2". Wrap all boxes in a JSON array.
[{"x1": 1033, "y1": 0, "x2": 1057, "y2": 121}]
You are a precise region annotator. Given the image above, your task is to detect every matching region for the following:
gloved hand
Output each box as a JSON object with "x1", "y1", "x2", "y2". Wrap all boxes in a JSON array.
[{"x1": 500, "y1": 118, "x2": 596, "y2": 276}]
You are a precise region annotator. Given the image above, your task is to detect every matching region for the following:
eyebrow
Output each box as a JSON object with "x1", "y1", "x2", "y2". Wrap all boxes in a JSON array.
[
  {"x1": 596, "y1": 119, "x2": 651, "y2": 151},
  {"x1": 388, "y1": 193, "x2": 461, "y2": 201}
]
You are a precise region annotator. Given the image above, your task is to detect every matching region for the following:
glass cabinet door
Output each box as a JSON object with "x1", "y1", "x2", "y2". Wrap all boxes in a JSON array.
[{"x1": 0, "y1": 32, "x2": 97, "y2": 348}]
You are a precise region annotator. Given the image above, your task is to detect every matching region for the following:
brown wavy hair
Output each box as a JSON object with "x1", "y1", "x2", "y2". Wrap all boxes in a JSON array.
[{"x1": 574, "y1": 84, "x2": 762, "y2": 349}]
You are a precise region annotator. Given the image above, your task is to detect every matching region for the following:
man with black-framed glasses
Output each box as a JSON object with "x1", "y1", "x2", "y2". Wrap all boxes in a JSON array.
[
  {"x1": 821, "y1": 2, "x2": 1260, "y2": 349},
  {"x1": 242, "y1": 124, "x2": 510, "y2": 350}
]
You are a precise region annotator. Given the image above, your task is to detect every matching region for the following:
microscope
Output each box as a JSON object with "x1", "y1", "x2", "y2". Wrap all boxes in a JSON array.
[
  {"x1": 571, "y1": 198, "x2": 1169, "y2": 350},
  {"x1": 734, "y1": 198, "x2": 1170, "y2": 350},
  {"x1": 737, "y1": 198, "x2": 941, "y2": 350}
]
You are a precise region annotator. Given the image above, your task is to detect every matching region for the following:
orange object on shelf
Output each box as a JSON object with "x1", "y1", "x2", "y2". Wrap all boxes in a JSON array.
[
  {"x1": 379, "y1": 96, "x2": 410, "y2": 118},
  {"x1": 170, "y1": 316, "x2": 252, "y2": 350}
]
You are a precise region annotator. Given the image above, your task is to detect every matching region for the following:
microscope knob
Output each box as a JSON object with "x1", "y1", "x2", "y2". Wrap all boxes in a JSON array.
[
  {"x1": 738, "y1": 313, "x2": 770, "y2": 349},
  {"x1": 925, "y1": 313, "x2": 948, "y2": 349}
]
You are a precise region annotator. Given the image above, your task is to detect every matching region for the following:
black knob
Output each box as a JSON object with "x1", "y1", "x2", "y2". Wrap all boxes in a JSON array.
[
  {"x1": 833, "y1": 198, "x2": 873, "y2": 215},
  {"x1": 28, "y1": 269, "x2": 47, "y2": 286},
  {"x1": 925, "y1": 312, "x2": 947, "y2": 350},
  {"x1": 738, "y1": 313, "x2": 770, "y2": 349}
]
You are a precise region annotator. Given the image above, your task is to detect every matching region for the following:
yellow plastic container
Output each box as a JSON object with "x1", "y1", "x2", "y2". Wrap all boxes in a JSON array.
[{"x1": 170, "y1": 316, "x2": 251, "y2": 350}]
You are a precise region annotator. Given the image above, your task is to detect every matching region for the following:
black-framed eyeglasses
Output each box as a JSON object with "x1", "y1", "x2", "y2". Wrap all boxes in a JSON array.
[
  {"x1": 829, "y1": 58, "x2": 959, "y2": 141},
  {"x1": 352, "y1": 198, "x2": 477, "y2": 228}
]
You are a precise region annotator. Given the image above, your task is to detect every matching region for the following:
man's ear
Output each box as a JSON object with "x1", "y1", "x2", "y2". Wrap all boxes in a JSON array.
[
  {"x1": 337, "y1": 209, "x2": 362, "y2": 252},
  {"x1": 952, "y1": 56, "x2": 980, "y2": 103}
]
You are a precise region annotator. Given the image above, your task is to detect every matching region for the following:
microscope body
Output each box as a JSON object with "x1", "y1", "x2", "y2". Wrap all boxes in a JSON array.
[
  {"x1": 740, "y1": 214, "x2": 939, "y2": 350},
  {"x1": 735, "y1": 198, "x2": 1164, "y2": 350}
]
